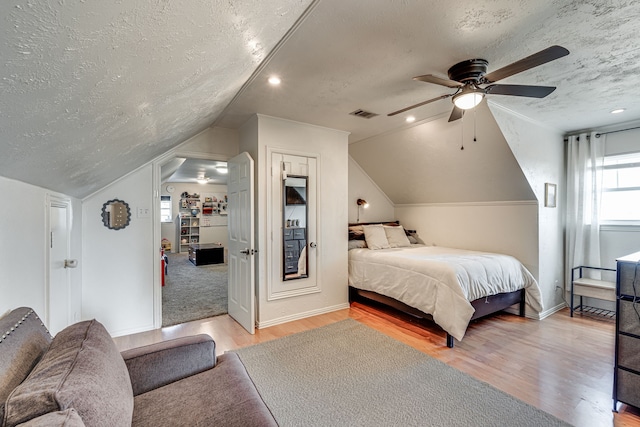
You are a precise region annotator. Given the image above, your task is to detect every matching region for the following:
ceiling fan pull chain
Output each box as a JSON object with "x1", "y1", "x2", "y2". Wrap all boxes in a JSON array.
[
  {"x1": 460, "y1": 113, "x2": 465, "y2": 150},
  {"x1": 473, "y1": 108, "x2": 477, "y2": 143}
]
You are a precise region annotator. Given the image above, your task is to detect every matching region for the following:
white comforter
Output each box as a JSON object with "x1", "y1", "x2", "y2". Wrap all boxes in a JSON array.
[{"x1": 348, "y1": 245, "x2": 543, "y2": 341}]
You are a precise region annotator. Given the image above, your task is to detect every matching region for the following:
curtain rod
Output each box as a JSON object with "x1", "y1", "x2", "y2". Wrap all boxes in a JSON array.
[
  {"x1": 595, "y1": 125, "x2": 640, "y2": 138},
  {"x1": 564, "y1": 125, "x2": 640, "y2": 142}
]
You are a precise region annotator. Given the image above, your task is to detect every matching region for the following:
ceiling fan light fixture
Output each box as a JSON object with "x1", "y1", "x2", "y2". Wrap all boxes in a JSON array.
[
  {"x1": 452, "y1": 91, "x2": 484, "y2": 110},
  {"x1": 196, "y1": 176, "x2": 209, "y2": 184}
]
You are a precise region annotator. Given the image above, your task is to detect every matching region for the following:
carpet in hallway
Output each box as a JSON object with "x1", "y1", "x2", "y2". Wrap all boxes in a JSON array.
[{"x1": 162, "y1": 252, "x2": 227, "y2": 327}]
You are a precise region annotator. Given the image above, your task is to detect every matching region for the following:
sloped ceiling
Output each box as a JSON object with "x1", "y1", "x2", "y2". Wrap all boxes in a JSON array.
[
  {"x1": 0, "y1": 0, "x2": 314, "y2": 198},
  {"x1": 349, "y1": 102, "x2": 535, "y2": 204},
  {"x1": 1, "y1": 0, "x2": 639, "y2": 200}
]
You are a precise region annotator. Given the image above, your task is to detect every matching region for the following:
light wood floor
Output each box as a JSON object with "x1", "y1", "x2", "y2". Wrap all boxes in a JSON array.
[{"x1": 113, "y1": 303, "x2": 640, "y2": 427}]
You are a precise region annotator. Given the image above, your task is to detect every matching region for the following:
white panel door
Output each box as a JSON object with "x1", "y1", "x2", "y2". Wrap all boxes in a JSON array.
[
  {"x1": 227, "y1": 152, "x2": 256, "y2": 334},
  {"x1": 49, "y1": 203, "x2": 71, "y2": 335}
]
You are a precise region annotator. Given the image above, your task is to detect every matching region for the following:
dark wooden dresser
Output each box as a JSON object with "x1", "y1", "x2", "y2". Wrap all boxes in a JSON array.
[
  {"x1": 614, "y1": 251, "x2": 640, "y2": 411},
  {"x1": 283, "y1": 227, "x2": 306, "y2": 275}
]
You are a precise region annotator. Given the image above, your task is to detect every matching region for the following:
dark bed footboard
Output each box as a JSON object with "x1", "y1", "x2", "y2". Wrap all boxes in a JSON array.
[{"x1": 349, "y1": 286, "x2": 526, "y2": 348}]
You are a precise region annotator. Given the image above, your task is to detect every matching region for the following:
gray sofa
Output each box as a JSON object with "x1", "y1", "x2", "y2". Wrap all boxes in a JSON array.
[{"x1": 0, "y1": 307, "x2": 277, "y2": 426}]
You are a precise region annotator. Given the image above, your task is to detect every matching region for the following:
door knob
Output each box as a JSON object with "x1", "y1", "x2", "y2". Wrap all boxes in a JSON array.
[
  {"x1": 64, "y1": 259, "x2": 78, "y2": 268},
  {"x1": 309, "y1": 242, "x2": 317, "y2": 248},
  {"x1": 240, "y1": 249, "x2": 250, "y2": 255}
]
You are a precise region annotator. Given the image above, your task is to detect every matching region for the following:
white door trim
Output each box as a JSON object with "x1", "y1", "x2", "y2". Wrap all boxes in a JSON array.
[
  {"x1": 152, "y1": 152, "x2": 233, "y2": 329},
  {"x1": 45, "y1": 194, "x2": 73, "y2": 333}
]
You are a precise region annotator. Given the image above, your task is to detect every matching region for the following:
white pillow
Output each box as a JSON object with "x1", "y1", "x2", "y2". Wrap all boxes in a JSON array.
[
  {"x1": 362, "y1": 224, "x2": 390, "y2": 250},
  {"x1": 384, "y1": 226, "x2": 412, "y2": 248},
  {"x1": 348, "y1": 240, "x2": 367, "y2": 250}
]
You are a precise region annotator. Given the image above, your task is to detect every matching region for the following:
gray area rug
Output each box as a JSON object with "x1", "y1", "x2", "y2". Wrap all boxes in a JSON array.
[
  {"x1": 162, "y1": 253, "x2": 227, "y2": 327},
  {"x1": 233, "y1": 319, "x2": 572, "y2": 427}
]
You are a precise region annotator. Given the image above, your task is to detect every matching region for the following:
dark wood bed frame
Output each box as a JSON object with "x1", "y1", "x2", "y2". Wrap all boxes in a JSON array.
[
  {"x1": 349, "y1": 286, "x2": 525, "y2": 348},
  {"x1": 348, "y1": 221, "x2": 526, "y2": 348}
]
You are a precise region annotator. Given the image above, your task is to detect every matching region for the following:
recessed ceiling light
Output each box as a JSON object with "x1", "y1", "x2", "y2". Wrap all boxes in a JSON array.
[
  {"x1": 406, "y1": 116, "x2": 416, "y2": 123},
  {"x1": 610, "y1": 108, "x2": 625, "y2": 114},
  {"x1": 268, "y1": 76, "x2": 281, "y2": 85}
]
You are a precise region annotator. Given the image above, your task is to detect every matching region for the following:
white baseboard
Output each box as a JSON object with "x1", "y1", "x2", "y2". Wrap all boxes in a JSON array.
[
  {"x1": 536, "y1": 302, "x2": 567, "y2": 320},
  {"x1": 109, "y1": 322, "x2": 156, "y2": 338},
  {"x1": 256, "y1": 302, "x2": 350, "y2": 329},
  {"x1": 502, "y1": 302, "x2": 566, "y2": 321}
]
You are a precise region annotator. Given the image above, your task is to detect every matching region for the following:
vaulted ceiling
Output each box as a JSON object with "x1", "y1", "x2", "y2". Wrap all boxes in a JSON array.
[{"x1": 2, "y1": 0, "x2": 639, "y2": 199}]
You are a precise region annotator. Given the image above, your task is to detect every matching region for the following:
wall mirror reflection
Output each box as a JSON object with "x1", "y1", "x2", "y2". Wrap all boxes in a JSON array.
[
  {"x1": 283, "y1": 176, "x2": 308, "y2": 280},
  {"x1": 101, "y1": 199, "x2": 131, "y2": 230}
]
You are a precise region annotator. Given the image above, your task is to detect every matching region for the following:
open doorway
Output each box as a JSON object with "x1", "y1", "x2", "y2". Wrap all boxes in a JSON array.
[{"x1": 159, "y1": 158, "x2": 229, "y2": 327}]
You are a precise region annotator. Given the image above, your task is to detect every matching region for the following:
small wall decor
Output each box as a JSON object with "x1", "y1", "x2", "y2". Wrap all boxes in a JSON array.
[
  {"x1": 101, "y1": 199, "x2": 131, "y2": 230},
  {"x1": 545, "y1": 183, "x2": 557, "y2": 208}
]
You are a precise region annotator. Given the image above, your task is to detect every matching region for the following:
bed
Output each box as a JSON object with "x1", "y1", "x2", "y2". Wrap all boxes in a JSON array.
[{"x1": 348, "y1": 222, "x2": 543, "y2": 347}]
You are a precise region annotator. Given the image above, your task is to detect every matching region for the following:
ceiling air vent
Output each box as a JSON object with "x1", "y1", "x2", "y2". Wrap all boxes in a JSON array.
[{"x1": 349, "y1": 109, "x2": 378, "y2": 119}]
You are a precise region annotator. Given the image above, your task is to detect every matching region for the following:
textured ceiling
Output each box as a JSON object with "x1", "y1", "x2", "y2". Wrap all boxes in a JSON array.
[
  {"x1": 0, "y1": 0, "x2": 314, "y2": 198},
  {"x1": 217, "y1": 0, "x2": 640, "y2": 142},
  {"x1": 1, "y1": 0, "x2": 639, "y2": 199}
]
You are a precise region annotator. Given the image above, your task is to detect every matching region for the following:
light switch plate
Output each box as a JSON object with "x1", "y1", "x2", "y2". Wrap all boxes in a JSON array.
[{"x1": 137, "y1": 207, "x2": 150, "y2": 218}]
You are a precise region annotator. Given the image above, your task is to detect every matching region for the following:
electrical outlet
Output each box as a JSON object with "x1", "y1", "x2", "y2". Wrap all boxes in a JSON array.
[{"x1": 554, "y1": 280, "x2": 563, "y2": 292}]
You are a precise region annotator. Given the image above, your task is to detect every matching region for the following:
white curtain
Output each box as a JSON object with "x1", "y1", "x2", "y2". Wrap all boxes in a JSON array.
[{"x1": 565, "y1": 131, "x2": 605, "y2": 283}]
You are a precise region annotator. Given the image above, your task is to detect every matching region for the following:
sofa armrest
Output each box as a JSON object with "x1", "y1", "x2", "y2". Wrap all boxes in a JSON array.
[{"x1": 121, "y1": 334, "x2": 216, "y2": 396}]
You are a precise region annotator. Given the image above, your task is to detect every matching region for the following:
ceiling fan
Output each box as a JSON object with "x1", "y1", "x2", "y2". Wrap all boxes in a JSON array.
[{"x1": 388, "y1": 45, "x2": 570, "y2": 122}]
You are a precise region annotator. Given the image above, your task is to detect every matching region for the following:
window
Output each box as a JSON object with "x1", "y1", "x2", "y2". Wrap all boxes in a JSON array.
[
  {"x1": 601, "y1": 152, "x2": 640, "y2": 223},
  {"x1": 160, "y1": 195, "x2": 172, "y2": 223}
]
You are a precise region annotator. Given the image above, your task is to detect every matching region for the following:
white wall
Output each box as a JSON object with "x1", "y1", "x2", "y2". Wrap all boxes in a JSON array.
[
  {"x1": 81, "y1": 125, "x2": 239, "y2": 336},
  {"x1": 348, "y1": 156, "x2": 394, "y2": 223},
  {"x1": 0, "y1": 176, "x2": 82, "y2": 324},
  {"x1": 348, "y1": 103, "x2": 536, "y2": 204},
  {"x1": 490, "y1": 102, "x2": 566, "y2": 316},
  {"x1": 240, "y1": 114, "x2": 350, "y2": 327},
  {"x1": 395, "y1": 201, "x2": 538, "y2": 275},
  {"x1": 176, "y1": 126, "x2": 239, "y2": 159},
  {"x1": 82, "y1": 165, "x2": 155, "y2": 336}
]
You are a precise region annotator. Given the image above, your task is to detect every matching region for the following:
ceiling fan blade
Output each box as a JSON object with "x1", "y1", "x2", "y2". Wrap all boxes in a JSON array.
[
  {"x1": 413, "y1": 74, "x2": 463, "y2": 88},
  {"x1": 485, "y1": 84, "x2": 556, "y2": 98},
  {"x1": 481, "y1": 45, "x2": 569, "y2": 84},
  {"x1": 388, "y1": 93, "x2": 453, "y2": 116},
  {"x1": 448, "y1": 106, "x2": 464, "y2": 122}
]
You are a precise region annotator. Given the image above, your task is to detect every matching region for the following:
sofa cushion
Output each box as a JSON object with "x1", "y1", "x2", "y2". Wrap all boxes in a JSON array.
[
  {"x1": 131, "y1": 353, "x2": 276, "y2": 427},
  {"x1": 0, "y1": 308, "x2": 52, "y2": 407},
  {"x1": 122, "y1": 334, "x2": 216, "y2": 396},
  {"x1": 16, "y1": 409, "x2": 85, "y2": 427},
  {"x1": 3, "y1": 320, "x2": 133, "y2": 427}
]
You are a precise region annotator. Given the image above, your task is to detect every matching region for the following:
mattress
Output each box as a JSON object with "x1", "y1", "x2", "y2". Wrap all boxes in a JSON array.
[{"x1": 348, "y1": 244, "x2": 543, "y2": 341}]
